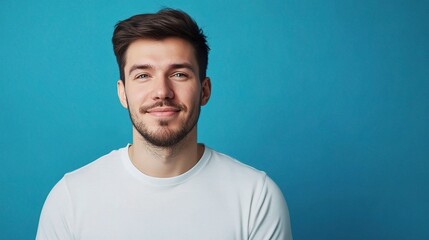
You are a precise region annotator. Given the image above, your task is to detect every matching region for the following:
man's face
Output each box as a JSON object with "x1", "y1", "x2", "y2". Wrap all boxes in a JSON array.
[{"x1": 117, "y1": 38, "x2": 211, "y2": 147}]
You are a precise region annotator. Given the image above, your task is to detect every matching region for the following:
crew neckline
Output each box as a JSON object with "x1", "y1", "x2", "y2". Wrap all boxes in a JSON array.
[{"x1": 120, "y1": 144, "x2": 212, "y2": 187}]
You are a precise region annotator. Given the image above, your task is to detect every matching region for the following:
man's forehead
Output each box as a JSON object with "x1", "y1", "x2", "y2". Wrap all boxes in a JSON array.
[{"x1": 124, "y1": 38, "x2": 199, "y2": 72}]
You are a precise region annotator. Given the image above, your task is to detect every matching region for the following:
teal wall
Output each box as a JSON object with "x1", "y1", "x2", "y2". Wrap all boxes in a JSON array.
[{"x1": 1, "y1": 0, "x2": 428, "y2": 239}]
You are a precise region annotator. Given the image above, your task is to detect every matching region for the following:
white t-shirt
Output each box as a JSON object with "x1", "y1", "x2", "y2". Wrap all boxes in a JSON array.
[{"x1": 37, "y1": 145, "x2": 292, "y2": 240}]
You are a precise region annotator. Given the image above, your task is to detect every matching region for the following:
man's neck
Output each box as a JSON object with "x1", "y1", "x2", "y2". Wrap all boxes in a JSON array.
[{"x1": 128, "y1": 128, "x2": 204, "y2": 178}]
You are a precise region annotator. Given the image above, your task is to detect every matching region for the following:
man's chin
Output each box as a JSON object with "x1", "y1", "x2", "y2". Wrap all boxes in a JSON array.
[
  {"x1": 158, "y1": 120, "x2": 171, "y2": 127},
  {"x1": 141, "y1": 128, "x2": 185, "y2": 148}
]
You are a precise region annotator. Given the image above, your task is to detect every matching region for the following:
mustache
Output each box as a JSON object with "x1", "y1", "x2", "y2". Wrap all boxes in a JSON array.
[{"x1": 139, "y1": 100, "x2": 185, "y2": 113}]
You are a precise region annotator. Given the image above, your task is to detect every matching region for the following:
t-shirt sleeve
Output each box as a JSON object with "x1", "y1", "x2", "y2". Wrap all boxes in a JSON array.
[
  {"x1": 248, "y1": 175, "x2": 293, "y2": 240},
  {"x1": 36, "y1": 177, "x2": 74, "y2": 240}
]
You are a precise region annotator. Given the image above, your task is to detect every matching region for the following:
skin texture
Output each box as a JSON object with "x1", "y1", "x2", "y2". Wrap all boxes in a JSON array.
[{"x1": 117, "y1": 38, "x2": 211, "y2": 177}]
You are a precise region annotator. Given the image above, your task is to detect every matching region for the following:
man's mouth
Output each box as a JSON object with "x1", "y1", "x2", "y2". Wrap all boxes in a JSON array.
[
  {"x1": 140, "y1": 101, "x2": 184, "y2": 115},
  {"x1": 144, "y1": 104, "x2": 182, "y2": 117}
]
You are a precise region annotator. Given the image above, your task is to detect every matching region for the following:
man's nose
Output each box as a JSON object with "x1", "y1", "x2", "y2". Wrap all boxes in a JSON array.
[{"x1": 152, "y1": 76, "x2": 174, "y2": 100}]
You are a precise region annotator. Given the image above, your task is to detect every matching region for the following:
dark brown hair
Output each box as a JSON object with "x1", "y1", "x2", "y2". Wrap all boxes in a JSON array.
[{"x1": 112, "y1": 8, "x2": 209, "y2": 82}]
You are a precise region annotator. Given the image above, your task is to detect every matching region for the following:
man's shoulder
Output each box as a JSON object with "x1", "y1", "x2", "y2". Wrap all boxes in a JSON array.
[
  {"x1": 208, "y1": 148, "x2": 262, "y2": 170},
  {"x1": 63, "y1": 145, "x2": 127, "y2": 183},
  {"x1": 205, "y1": 147, "x2": 268, "y2": 184}
]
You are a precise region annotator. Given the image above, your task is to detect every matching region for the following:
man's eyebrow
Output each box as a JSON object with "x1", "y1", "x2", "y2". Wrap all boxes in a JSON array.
[
  {"x1": 128, "y1": 64, "x2": 153, "y2": 76},
  {"x1": 127, "y1": 63, "x2": 196, "y2": 76},
  {"x1": 169, "y1": 63, "x2": 195, "y2": 72}
]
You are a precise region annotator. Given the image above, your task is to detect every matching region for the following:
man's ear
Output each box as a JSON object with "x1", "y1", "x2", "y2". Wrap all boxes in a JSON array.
[
  {"x1": 117, "y1": 80, "x2": 128, "y2": 108},
  {"x1": 200, "y1": 77, "x2": 211, "y2": 106}
]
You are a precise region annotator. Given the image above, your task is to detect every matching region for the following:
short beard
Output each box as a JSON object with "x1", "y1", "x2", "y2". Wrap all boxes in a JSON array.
[{"x1": 127, "y1": 100, "x2": 200, "y2": 148}]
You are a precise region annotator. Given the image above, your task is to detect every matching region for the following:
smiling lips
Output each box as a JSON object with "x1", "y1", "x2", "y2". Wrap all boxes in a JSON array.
[{"x1": 146, "y1": 107, "x2": 181, "y2": 117}]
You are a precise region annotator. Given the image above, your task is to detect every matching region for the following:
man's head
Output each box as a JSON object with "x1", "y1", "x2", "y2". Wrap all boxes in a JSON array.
[
  {"x1": 113, "y1": 9, "x2": 211, "y2": 148},
  {"x1": 112, "y1": 8, "x2": 210, "y2": 83}
]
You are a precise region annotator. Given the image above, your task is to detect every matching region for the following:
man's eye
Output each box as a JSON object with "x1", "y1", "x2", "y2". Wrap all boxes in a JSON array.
[
  {"x1": 135, "y1": 73, "x2": 149, "y2": 79},
  {"x1": 171, "y1": 73, "x2": 188, "y2": 78}
]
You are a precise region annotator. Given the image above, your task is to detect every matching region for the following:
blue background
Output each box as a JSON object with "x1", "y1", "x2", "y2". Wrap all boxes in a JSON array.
[{"x1": 1, "y1": 0, "x2": 428, "y2": 239}]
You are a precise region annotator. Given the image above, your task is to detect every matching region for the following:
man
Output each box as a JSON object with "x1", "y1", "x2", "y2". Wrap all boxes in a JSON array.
[{"x1": 37, "y1": 8, "x2": 292, "y2": 240}]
